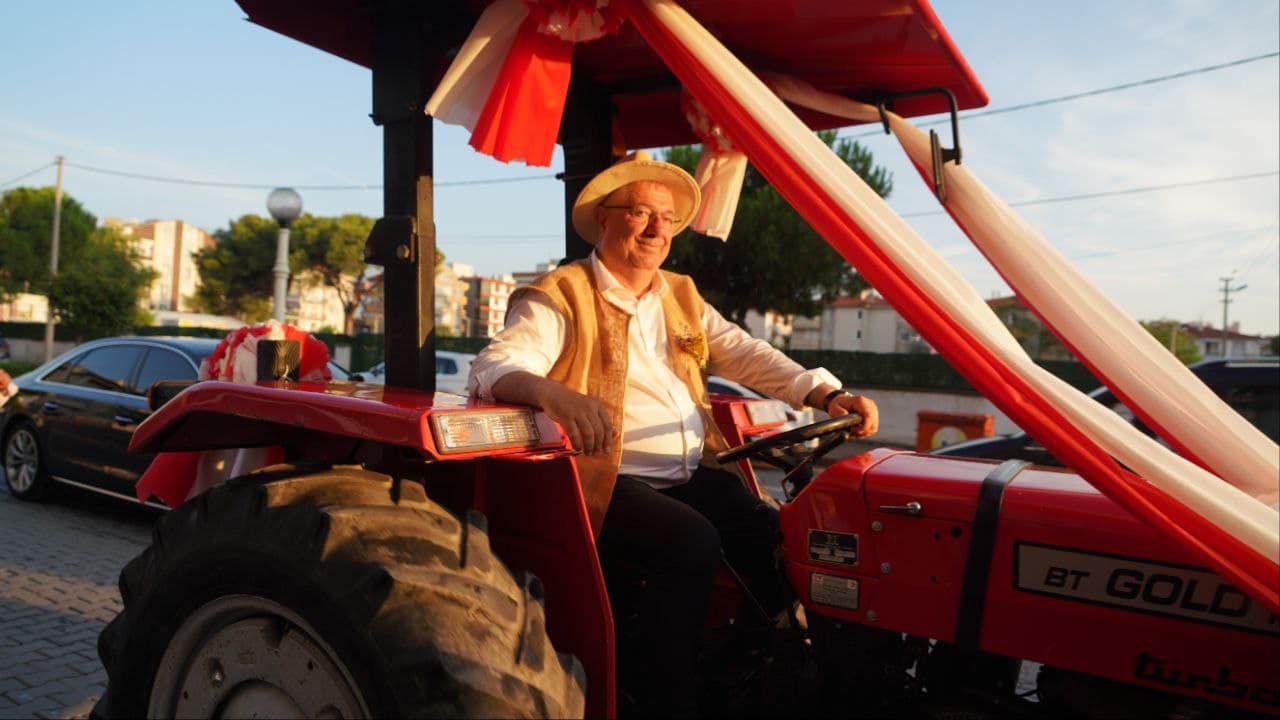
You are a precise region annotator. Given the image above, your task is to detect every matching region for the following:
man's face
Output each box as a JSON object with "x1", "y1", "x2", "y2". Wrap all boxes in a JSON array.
[{"x1": 595, "y1": 181, "x2": 678, "y2": 275}]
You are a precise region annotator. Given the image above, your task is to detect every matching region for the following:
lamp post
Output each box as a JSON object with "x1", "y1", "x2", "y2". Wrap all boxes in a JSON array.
[{"x1": 266, "y1": 188, "x2": 303, "y2": 323}]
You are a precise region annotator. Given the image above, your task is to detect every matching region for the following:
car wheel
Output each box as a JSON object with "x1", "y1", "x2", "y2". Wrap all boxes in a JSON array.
[{"x1": 3, "y1": 420, "x2": 52, "y2": 501}]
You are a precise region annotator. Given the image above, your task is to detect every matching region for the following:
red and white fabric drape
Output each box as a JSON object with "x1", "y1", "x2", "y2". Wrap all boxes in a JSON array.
[
  {"x1": 425, "y1": 0, "x2": 624, "y2": 167},
  {"x1": 618, "y1": 0, "x2": 1280, "y2": 611}
]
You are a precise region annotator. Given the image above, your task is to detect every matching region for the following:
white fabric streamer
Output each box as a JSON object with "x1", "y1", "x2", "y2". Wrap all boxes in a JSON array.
[
  {"x1": 767, "y1": 72, "x2": 1279, "y2": 506},
  {"x1": 682, "y1": 92, "x2": 747, "y2": 239},
  {"x1": 690, "y1": 150, "x2": 747, "y2": 239}
]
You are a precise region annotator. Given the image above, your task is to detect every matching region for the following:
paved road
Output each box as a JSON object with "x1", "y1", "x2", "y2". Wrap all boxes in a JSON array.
[{"x1": 0, "y1": 485, "x2": 153, "y2": 719}]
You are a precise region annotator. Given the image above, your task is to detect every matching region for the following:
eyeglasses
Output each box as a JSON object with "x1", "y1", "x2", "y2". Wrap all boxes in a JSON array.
[{"x1": 601, "y1": 204, "x2": 681, "y2": 227}]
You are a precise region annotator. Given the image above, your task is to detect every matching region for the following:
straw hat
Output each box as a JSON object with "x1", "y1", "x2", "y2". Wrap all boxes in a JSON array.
[{"x1": 571, "y1": 150, "x2": 701, "y2": 244}]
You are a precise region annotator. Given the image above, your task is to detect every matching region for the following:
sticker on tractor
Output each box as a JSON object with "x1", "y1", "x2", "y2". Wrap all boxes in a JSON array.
[
  {"x1": 810, "y1": 573, "x2": 859, "y2": 610},
  {"x1": 807, "y1": 530, "x2": 859, "y2": 565},
  {"x1": 1014, "y1": 542, "x2": 1280, "y2": 636}
]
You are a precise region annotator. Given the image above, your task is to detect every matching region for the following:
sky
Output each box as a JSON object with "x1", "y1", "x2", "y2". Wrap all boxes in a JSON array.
[{"x1": 2, "y1": 2, "x2": 1277, "y2": 336}]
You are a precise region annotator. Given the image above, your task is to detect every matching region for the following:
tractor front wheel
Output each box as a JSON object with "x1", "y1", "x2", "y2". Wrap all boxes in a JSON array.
[{"x1": 93, "y1": 464, "x2": 586, "y2": 719}]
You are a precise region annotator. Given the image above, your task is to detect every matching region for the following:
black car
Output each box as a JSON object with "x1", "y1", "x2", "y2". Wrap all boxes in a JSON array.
[
  {"x1": 933, "y1": 358, "x2": 1280, "y2": 465},
  {"x1": 0, "y1": 336, "x2": 351, "y2": 505}
]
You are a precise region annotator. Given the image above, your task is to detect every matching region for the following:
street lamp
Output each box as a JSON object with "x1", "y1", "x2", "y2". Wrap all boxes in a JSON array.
[{"x1": 266, "y1": 187, "x2": 303, "y2": 322}]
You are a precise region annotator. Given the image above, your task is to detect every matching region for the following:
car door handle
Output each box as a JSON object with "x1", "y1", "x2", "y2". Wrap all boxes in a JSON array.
[
  {"x1": 43, "y1": 401, "x2": 61, "y2": 415},
  {"x1": 114, "y1": 414, "x2": 140, "y2": 428}
]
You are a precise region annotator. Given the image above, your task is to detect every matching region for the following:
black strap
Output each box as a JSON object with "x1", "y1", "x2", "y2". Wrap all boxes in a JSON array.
[
  {"x1": 820, "y1": 388, "x2": 851, "y2": 412},
  {"x1": 954, "y1": 459, "x2": 1030, "y2": 652}
]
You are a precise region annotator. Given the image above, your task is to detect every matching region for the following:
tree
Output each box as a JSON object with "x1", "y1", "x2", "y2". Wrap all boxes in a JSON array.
[
  {"x1": 1141, "y1": 321, "x2": 1202, "y2": 365},
  {"x1": 661, "y1": 131, "x2": 892, "y2": 325},
  {"x1": 48, "y1": 227, "x2": 157, "y2": 339},
  {"x1": 193, "y1": 213, "x2": 445, "y2": 333},
  {"x1": 191, "y1": 214, "x2": 281, "y2": 321},
  {"x1": 0, "y1": 187, "x2": 154, "y2": 338},
  {"x1": 0, "y1": 187, "x2": 96, "y2": 300},
  {"x1": 291, "y1": 214, "x2": 375, "y2": 335}
]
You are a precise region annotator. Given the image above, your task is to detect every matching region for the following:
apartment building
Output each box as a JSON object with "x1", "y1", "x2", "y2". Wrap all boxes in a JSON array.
[
  {"x1": 104, "y1": 218, "x2": 214, "y2": 312},
  {"x1": 463, "y1": 272, "x2": 515, "y2": 339}
]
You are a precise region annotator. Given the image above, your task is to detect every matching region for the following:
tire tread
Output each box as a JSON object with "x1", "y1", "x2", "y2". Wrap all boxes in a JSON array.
[{"x1": 94, "y1": 463, "x2": 585, "y2": 719}]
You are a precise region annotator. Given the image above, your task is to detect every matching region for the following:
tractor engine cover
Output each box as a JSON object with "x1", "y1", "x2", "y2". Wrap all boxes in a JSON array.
[{"x1": 780, "y1": 449, "x2": 1280, "y2": 715}]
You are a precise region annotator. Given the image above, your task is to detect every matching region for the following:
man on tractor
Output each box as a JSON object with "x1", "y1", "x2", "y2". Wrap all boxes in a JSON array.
[{"x1": 468, "y1": 150, "x2": 880, "y2": 716}]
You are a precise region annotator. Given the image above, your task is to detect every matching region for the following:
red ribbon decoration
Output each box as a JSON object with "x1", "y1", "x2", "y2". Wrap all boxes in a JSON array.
[
  {"x1": 134, "y1": 323, "x2": 330, "y2": 506},
  {"x1": 470, "y1": 18, "x2": 575, "y2": 166},
  {"x1": 469, "y1": 0, "x2": 624, "y2": 166}
]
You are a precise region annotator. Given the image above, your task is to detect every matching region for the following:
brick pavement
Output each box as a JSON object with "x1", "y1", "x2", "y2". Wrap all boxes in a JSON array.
[{"x1": 0, "y1": 485, "x2": 152, "y2": 720}]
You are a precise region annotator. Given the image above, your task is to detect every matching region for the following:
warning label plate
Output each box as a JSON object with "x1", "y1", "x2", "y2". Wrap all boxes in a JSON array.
[
  {"x1": 810, "y1": 572, "x2": 860, "y2": 610},
  {"x1": 807, "y1": 529, "x2": 859, "y2": 565}
]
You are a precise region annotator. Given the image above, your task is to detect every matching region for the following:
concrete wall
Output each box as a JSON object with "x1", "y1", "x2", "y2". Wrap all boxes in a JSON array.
[
  {"x1": 5, "y1": 338, "x2": 78, "y2": 364},
  {"x1": 867, "y1": 308, "x2": 898, "y2": 353},
  {"x1": 838, "y1": 385, "x2": 1020, "y2": 448}
]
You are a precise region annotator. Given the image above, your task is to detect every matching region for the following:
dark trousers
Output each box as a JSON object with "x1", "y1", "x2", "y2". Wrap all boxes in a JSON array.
[{"x1": 596, "y1": 466, "x2": 785, "y2": 718}]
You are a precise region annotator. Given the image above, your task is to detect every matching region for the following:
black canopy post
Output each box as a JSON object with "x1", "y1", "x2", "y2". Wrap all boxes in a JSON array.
[
  {"x1": 559, "y1": 72, "x2": 615, "y2": 262},
  {"x1": 368, "y1": 1, "x2": 436, "y2": 392}
]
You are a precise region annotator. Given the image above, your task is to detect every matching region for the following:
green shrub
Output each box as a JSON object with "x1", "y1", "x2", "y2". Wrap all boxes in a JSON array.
[
  {"x1": 786, "y1": 350, "x2": 1101, "y2": 394},
  {"x1": 1, "y1": 360, "x2": 39, "y2": 376}
]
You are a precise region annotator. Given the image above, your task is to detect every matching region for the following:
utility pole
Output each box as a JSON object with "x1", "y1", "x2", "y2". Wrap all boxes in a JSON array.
[
  {"x1": 43, "y1": 155, "x2": 64, "y2": 362},
  {"x1": 1218, "y1": 274, "x2": 1247, "y2": 360}
]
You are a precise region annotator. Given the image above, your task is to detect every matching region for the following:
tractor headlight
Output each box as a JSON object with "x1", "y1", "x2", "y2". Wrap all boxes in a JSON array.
[{"x1": 430, "y1": 408, "x2": 542, "y2": 454}]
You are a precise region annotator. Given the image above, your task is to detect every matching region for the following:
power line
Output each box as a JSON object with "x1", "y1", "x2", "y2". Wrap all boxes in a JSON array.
[
  {"x1": 0, "y1": 162, "x2": 55, "y2": 189},
  {"x1": 443, "y1": 233, "x2": 562, "y2": 240},
  {"x1": 29, "y1": 52, "x2": 1276, "y2": 193},
  {"x1": 438, "y1": 175, "x2": 558, "y2": 187},
  {"x1": 1068, "y1": 225, "x2": 1278, "y2": 261},
  {"x1": 899, "y1": 170, "x2": 1279, "y2": 218},
  {"x1": 941, "y1": 224, "x2": 1277, "y2": 264},
  {"x1": 63, "y1": 161, "x2": 556, "y2": 190},
  {"x1": 848, "y1": 51, "x2": 1279, "y2": 138}
]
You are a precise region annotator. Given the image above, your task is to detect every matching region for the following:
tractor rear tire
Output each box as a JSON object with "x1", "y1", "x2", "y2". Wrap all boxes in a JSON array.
[{"x1": 93, "y1": 464, "x2": 586, "y2": 719}]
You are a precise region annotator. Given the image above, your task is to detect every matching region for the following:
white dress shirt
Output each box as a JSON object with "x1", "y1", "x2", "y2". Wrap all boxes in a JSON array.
[{"x1": 469, "y1": 252, "x2": 840, "y2": 488}]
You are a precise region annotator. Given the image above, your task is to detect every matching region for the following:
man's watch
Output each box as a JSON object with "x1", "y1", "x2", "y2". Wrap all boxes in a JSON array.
[{"x1": 820, "y1": 388, "x2": 851, "y2": 412}]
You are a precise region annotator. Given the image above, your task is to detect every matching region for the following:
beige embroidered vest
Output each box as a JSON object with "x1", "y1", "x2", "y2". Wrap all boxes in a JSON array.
[{"x1": 512, "y1": 259, "x2": 732, "y2": 535}]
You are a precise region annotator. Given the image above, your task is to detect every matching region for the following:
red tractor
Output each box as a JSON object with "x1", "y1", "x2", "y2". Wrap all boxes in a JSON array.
[{"x1": 93, "y1": 2, "x2": 1278, "y2": 718}]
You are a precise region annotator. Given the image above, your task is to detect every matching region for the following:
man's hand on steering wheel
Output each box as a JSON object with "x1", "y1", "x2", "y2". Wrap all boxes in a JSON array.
[
  {"x1": 827, "y1": 393, "x2": 878, "y2": 438},
  {"x1": 808, "y1": 385, "x2": 879, "y2": 439}
]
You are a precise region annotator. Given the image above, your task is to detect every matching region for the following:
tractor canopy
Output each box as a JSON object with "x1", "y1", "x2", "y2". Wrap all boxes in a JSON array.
[{"x1": 235, "y1": 0, "x2": 989, "y2": 148}]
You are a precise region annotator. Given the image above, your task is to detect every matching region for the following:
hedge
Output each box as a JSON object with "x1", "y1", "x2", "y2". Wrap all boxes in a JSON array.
[
  {"x1": 0, "y1": 321, "x2": 1102, "y2": 393},
  {"x1": 1, "y1": 321, "x2": 494, "y2": 375},
  {"x1": 0, "y1": 360, "x2": 40, "y2": 376},
  {"x1": 787, "y1": 349, "x2": 1102, "y2": 394}
]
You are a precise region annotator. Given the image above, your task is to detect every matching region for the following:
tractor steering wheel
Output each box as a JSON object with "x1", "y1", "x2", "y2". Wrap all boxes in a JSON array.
[{"x1": 715, "y1": 413, "x2": 863, "y2": 499}]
